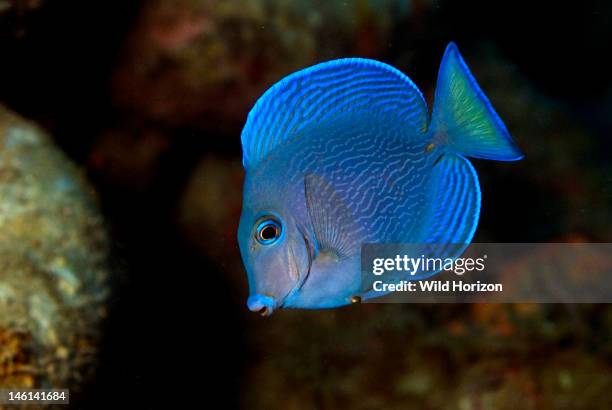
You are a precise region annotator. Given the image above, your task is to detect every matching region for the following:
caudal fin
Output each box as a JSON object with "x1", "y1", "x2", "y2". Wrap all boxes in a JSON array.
[{"x1": 430, "y1": 42, "x2": 524, "y2": 161}]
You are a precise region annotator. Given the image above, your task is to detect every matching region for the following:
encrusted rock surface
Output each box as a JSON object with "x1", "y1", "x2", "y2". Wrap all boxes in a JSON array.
[{"x1": 0, "y1": 106, "x2": 109, "y2": 403}]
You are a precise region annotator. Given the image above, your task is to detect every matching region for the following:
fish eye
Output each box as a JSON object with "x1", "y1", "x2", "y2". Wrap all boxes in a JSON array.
[{"x1": 255, "y1": 219, "x2": 282, "y2": 245}]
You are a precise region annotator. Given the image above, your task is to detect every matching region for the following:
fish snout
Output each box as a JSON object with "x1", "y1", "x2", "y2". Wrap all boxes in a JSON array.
[{"x1": 247, "y1": 294, "x2": 276, "y2": 316}]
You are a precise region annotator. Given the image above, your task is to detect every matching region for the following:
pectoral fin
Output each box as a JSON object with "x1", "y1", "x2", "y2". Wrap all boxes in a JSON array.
[{"x1": 304, "y1": 174, "x2": 363, "y2": 259}]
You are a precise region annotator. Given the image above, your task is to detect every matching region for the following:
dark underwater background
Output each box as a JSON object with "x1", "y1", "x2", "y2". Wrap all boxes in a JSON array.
[{"x1": 0, "y1": 0, "x2": 611, "y2": 409}]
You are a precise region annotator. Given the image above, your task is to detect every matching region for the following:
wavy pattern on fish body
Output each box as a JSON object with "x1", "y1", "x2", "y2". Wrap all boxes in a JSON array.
[{"x1": 281, "y1": 112, "x2": 434, "y2": 246}]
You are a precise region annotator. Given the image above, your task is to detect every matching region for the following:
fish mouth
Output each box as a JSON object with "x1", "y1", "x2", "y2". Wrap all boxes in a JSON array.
[
  {"x1": 246, "y1": 271, "x2": 298, "y2": 316},
  {"x1": 247, "y1": 294, "x2": 276, "y2": 316}
]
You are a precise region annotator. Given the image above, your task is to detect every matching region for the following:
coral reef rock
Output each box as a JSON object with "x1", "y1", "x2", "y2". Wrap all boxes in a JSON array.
[{"x1": 0, "y1": 106, "x2": 109, "y2": 403}]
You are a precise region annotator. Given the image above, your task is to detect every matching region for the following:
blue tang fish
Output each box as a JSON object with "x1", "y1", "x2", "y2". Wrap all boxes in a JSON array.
[{"x1": 238, "y1": 43, "x2": 523, "y2": 315}]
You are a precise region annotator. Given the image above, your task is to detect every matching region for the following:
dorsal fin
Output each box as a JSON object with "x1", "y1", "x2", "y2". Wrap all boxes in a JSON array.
[{"x1": 241, "y1": 58, "x2": 428, "y2": 168}]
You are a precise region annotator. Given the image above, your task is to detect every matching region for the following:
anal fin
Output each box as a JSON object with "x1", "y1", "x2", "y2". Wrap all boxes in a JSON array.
[{"x1": 421, "y1": 154, "x2": 480, "y2": 241}]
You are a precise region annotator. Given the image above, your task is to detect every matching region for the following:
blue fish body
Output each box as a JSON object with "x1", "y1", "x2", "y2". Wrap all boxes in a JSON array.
[{"x1": 238, "y1": 43, "x2": 523, "y2": 315}]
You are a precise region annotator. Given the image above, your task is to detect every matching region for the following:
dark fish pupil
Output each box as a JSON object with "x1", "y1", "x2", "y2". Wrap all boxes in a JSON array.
[{"x1": 261, "y1": 225, "x2": 277, "y2": 240}]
